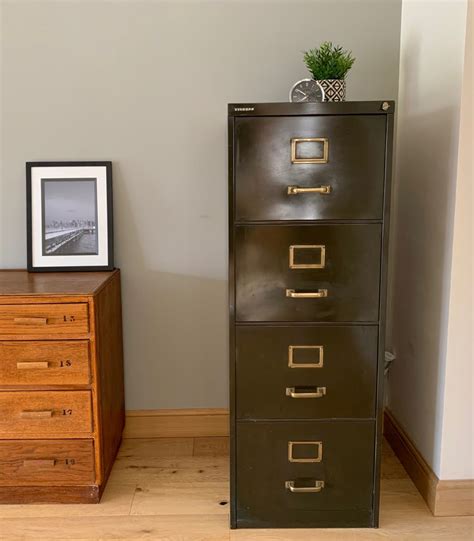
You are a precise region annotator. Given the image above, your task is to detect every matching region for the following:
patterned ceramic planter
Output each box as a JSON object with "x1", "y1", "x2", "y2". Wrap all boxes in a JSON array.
[{"x1": 318, "y1": 79, "x2": 346, "y2": 102}]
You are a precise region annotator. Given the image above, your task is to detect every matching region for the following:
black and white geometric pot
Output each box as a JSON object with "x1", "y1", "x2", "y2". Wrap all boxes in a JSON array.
[{"x1": 317, "y1": 79, "x2": 346, "y2": 102}]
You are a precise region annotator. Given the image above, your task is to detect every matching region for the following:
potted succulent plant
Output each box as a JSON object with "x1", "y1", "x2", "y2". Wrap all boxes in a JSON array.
[{"x1": 303, "y1": 42, "x2": 355, "y2": 102}]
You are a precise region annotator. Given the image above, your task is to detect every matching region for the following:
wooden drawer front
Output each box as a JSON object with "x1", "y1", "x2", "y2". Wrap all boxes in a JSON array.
[
  {"x1": 0, "y1": 303, "x2": 89, "y2": 336},
  {"x1": 0, "y1": 439, "x2": 95, "y2": 485},
  {"x1": 234, "y1": 115, "x2": 386, "y2": 221},
  {"x1": 236, "y1": 421, "x2": 375, "y2": 528},
  {"x1": 0, "y1": 341, "x2": 90, "y2": 386},
  {"x1": 0, "y1": 391, "x2": 92, "y2": 437},
  {"x1": 236, "y1": 326, "x2": 378, "y2": 420},
  {"x1": 235, "y1": 224, "x2": 381, "y2": 322}
]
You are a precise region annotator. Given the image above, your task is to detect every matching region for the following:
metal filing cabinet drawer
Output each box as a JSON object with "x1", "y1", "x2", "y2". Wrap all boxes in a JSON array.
[
  {"x1": 236, "y1": 421, "x2": 375, "y2": 528},
  {"x1": 235, "y1": 224, "x2": 382, "y2": 322},
  {"x1": 234, "y1": 114, "x2": 386, "y2": 221},
  {"x1": 236, "y1": 325, "x2": 378, "y2": 420}
]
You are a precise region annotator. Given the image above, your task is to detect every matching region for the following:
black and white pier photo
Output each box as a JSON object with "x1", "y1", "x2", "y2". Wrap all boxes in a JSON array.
[{"x1": 42, "y1": 178, "x2": 98, "y2": 256}]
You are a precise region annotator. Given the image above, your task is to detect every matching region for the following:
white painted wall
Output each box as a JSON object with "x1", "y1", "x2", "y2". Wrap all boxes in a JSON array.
[
  {"x1": 439, "y1": 2, "x2": 473, "y2": 480},
  {"x1": 387, "y1": 0, "x2": 470, "y2": 479}
]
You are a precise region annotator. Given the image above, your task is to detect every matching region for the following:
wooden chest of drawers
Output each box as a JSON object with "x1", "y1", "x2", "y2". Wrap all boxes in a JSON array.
[
  {"x1": 228, "y1": 102, "x2": 394, "y2": 528},
  {"x1": 0, "y1": 269, "x2": 124, "y2": 503}
]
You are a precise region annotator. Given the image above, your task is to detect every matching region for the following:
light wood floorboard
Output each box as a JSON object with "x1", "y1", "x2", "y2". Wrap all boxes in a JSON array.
[{"x1": 0, "y1": 437, "x2": 472, "y2": 540}]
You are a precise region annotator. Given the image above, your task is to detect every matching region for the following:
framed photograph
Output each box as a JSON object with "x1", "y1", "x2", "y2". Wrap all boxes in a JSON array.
[{"x1": 27, "y1": 161, "x2": 114, "y2": 272}]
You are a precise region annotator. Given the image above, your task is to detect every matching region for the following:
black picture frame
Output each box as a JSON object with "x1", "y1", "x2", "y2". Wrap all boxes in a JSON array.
[{"x1": 26, "y1": 161, "x2": 114, "y2": 272}]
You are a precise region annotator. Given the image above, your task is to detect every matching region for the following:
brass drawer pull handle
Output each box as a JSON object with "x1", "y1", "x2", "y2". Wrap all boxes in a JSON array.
[
  {"x1": 288, "y1": 345, "x2": 324, "y2": 368},
  {"x1": 285, "y1": 480, "x2": 325, "y2": 493},
  {"x1": 13, "y1": 317, "x2": 48, "y2": 325},
  {"x1": 287, "y1": 185, "x2": 331, "y2": 195},
  {"x1": 20, "y1": 410, "x2": 53, "y2": 419},
  {"x1": 17, "y1": 361, "x2": 50, "y2": 370},
  {"x1": 286, "y1": 288, "x2": 328, "y2": 299},
  {"x1": 286, "y1": 387, "x2": 326, "y2": 399},
  {"x1": 22, "y1": 459, "x2": 56, "y2": 469}
]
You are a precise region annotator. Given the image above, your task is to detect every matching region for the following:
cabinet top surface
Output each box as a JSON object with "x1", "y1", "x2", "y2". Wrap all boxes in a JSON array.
[
  {"x1": 228, "y1": 101, "x2": 395, "y2": 117},
  {"x1": 0, "y1": 269, "x2": 118, "y2": 297}
]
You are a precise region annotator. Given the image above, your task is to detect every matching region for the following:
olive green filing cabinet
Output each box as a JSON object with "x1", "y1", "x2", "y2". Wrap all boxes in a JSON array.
[{"x1": 228, "y1": 101, "x2": 394, "y2": 528}]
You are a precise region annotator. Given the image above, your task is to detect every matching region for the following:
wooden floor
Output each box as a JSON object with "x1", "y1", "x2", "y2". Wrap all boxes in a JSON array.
[{"x1": 0, "y1": 437, "x2": 472, "y2": 540}]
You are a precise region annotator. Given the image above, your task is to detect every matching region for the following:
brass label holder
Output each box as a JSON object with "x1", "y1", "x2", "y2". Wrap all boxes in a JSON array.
[
  {"x1": 288, "y1": 441, "x2": 323, "y2": 463},
  {"x1": 291, "y1": 138, "x2": 329, "y2": 164},
  {"x1": 289, "y1": 245, "x2": 326, "y2": 269},
  {"x1": 288, "y1": 345, "x2": 324, "y2": 368}
]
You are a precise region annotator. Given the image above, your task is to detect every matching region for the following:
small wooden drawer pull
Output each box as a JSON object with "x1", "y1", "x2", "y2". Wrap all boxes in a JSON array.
[
  {"x1": 20, "y1": 410, "x2": 53, "y2": 419},
  {"x1": 17, "y1": 361, "x2": 50, "y2": 370},
  {"x1": 22, "y1": 459, "x2": 56, "y2": 469},
  {"x1": 13, "y1": 317, "x2": 48, "y2": 325}
]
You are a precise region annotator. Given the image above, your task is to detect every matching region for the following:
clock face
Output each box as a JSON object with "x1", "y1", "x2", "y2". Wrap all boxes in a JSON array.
[{"x1": 289, "y1": 79, "x2": 325, "y2": 103}]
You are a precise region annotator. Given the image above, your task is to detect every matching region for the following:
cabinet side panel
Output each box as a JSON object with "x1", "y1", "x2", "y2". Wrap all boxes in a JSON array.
[
  {"x1": 373, "y1": 113, "x2": 395, "y2": 525},
  {"x1": 228, "y1": 114, "x2": 237, "y2": 528},
  {"x1": 94, "y1": 271, "x2": 125, "y2": 483}
]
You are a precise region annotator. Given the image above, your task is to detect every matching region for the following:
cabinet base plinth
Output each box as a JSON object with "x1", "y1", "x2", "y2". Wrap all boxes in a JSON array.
[{"x1": 234, "y1": 509, "x2": 375, "y2": 529}]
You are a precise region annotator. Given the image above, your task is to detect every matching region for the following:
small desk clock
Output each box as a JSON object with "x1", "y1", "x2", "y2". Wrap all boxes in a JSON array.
[{"x1": 289, "y1": 78, "x2": 325, "y2": 102}]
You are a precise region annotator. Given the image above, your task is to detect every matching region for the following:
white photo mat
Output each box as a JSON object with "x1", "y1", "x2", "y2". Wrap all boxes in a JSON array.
[{"x1": 31, "y1": 165, "x2": 109, "y2": 268}]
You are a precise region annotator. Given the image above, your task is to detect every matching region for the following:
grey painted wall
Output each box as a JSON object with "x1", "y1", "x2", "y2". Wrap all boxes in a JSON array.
[{"x1": 0, "y1": 0, "x2": 401, "y2": 410}]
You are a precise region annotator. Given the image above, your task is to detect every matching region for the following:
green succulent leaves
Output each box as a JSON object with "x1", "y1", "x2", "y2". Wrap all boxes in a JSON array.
[{"x1": 303, "y1": 42, "x2": 355, "y2": 81}]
